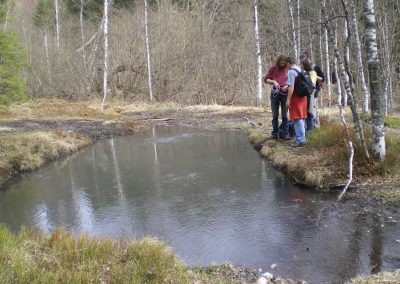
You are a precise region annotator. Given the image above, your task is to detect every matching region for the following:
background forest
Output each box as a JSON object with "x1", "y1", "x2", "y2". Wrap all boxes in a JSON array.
[{"x1": 3, "y1": 0, "x2": 399, "y2": 109}]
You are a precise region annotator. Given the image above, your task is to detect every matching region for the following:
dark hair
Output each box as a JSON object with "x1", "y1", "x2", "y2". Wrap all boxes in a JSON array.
[
  {"x1": 301, "y1": 59, "x2": 313, "y2": 72},
  {"x1": 286, "y1": 56, "x2": 297, "y2": 65},
  {"x1": 302, "y1": 51, "x2": 311, "y2": 59},
  {"x1": 275, "y1": 54, "x2": 287, "y2": 66}
]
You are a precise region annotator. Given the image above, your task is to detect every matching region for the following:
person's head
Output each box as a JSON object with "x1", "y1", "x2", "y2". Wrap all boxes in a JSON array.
[
  {"x1": 275, "y1": 54, "x2": 287, "y2": 68},
  {"x1": 301, "y1": 59, "x2": 313, "y2": 72},
  {"x1": 301, "y1": 51, "x2": 312, "y2": 60},
  {"x1": 286, "y1": 56, "x2": 297, "y2": 67}
]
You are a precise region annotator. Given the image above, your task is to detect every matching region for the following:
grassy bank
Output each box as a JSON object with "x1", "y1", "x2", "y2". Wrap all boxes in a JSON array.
[
  {"x1": 0, "y1": 225, "x2": 206, "y2": 283},
  {"x1": 247, "y1": 118, "x2": 400, "y2": 205}
]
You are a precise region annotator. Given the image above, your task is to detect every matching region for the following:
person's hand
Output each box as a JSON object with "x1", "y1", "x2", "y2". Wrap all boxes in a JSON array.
[
  {"x1": 273, "y1": 81, "x2": 279, "y2": 87},
  {"x1": 286, "y1": 99, "x2": 291, "y2": 108},
  {"x1": 281, "y1": 85, "x2": 288, "y2": 92}
]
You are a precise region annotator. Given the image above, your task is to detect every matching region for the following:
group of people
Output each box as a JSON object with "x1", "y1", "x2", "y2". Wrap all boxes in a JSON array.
[{"x1": 264, "y1": 51, "x2": 325, "y2": 147}]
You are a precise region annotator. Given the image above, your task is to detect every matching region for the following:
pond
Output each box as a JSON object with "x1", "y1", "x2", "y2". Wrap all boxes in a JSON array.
[{"x1": 0, "y1": 126, "x2": 399, "y2": 283}]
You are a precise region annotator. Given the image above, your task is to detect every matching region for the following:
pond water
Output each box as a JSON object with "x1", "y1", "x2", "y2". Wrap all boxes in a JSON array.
[{"x1": 0, "y1": 126, "x2": 399, "y2": 283}]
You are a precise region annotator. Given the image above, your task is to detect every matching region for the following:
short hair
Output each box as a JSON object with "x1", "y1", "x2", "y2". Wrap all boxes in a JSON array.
[
  {"x1": 301, "y1": 59, "x2": 313, "y2": 72},
  {"x1": 275, "y1": 54, "x2": 287, "y2": 66},
  {"x1": 286, "y1": 56, "x2": 297, "y2": 65}
]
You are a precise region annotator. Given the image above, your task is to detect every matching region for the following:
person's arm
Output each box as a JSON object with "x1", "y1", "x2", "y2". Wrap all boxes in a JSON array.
[
  {"x1": 287, "y1": 85, "x2": 294, "y2": 108},
  {"x1": 314, "y1": 64, "x2": 325, "y2": 82},
  {"x1": 286, "y1": 69, "x2": 296, "y2": 108},
  {"x1": 264, "y1": 67, "x2": 280, "y2": 87}
]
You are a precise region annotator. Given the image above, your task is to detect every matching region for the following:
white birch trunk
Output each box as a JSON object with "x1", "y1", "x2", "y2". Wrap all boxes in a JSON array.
[
  {"x1": 101, "y1": 0, "x2": 109, "y2": 108},
  {"x1": 321, "y1": 0, "x2": 332, "y2": 107},
  {"x1": 55, "y1": 0, "x2": 61, "y2": 49},
  {"x1": 80, "y1": 0, "x2": 86, "y2": 66},
  {"x1": 44, "y1": 32, "x2": 50, "y2": 76},
  {"x1": 144, "y1": 0, "x2": 154, "y2": 101},
  {"x1": 253, "y1": 0, "x2": 262, "y2": 106},
  {"x1": 3, "y1": 0, "x2": 10, "y2": 32},
  {"x1": 308, "y1": 23, "x2": 314, "y2": 60},
  {"x1": 343, "y1": 19, "x2": 349, "y2": 106},
  {"x1": 287, "y1": 0, "x2": 298, "y2": 58},
  {"x1": 382, "y1": 11, "x2": 390, "y2": 115},
  {"x1": 335, "y1": 49, "x2": 370, "y2": 158},
  {"x1": 333, "y1": 22, "x2": 341, "y2": 106},
  {"x1": 350, "y1": 0, "x2": 369, "y2": 113},
  {"x1": 363, "y1": 0, "x2": 385, "y2": 160},
  {"x1": 296, "y1": 0, "x2": 301, "y2": 56},
  {"x1": 318, "y1": 11, "x2": 324, "y2": 108}
]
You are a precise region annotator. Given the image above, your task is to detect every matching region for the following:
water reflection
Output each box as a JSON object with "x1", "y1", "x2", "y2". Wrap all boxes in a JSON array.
[{"x1": 0, "y1": 126, "x2": 399, "y2": 284}]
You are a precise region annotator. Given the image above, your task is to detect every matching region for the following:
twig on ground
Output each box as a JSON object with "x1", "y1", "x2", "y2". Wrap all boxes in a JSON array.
[{"x1": 337, "y1": 141, "x2": 354, "y2": 202}]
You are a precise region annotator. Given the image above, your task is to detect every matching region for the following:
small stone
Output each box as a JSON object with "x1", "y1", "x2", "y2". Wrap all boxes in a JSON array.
[
  {"x1": 258, "y1": 268, "x2": 263, "y2": 273},
  {"x1": 262, "y1": 272, "x2": 274, "y2": 280},
  {"x1": 256, "y1": 276, "x2": 269, "y2": 284},
  {"x1": 271, "y1": 263, "x2": 277, "y2": 269}
]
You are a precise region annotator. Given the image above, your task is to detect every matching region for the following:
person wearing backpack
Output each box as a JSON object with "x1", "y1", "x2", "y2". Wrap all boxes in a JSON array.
[
  {"x1": 285, "y1": 56, "x2": 310, "y2": 147},
  {"x1": 300, "y1": 51, "x2": 325, "y2": 129},
  {"x1": 264, "y1": 55, "x2": 290, "y2": 140}
]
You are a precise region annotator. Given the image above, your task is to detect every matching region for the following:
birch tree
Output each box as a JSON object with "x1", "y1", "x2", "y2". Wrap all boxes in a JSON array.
[
  {"x1": 3, "y1": 0, "x2": 10, "y2": 32},
  {"x1": 79, "y1": 0, "x2": 86, "y2": 66},
  {"x1": 144, "y1": 0, "x2": 154, "y2": 101},
  {"x1": 253, "y1": 0, "x2": 262, "y2": 106},
  {"x1": 320, "y1": 0, "x2": 332, "y2": 107},
  {"x1": 287, "y1": 0, "x2": 298, "y2": 58},
  {"x1": 101, "y1": 0, "x2": 109, "y2": 108},
  {"x1": 350, "y1": 0, "x2": 369, "y2": 113},
  {"x1": 55, "y1": 0, "x2": 61, "y2": 49},
  {"x1": 363, "y1": 0, "x2": 385, "y2": 160},
  {"x1": 296, "y1": 0, "x2": 301, "y2": 56},
  {"x1": 382, "y1": 10, "x2": 391, "y2": 114}
]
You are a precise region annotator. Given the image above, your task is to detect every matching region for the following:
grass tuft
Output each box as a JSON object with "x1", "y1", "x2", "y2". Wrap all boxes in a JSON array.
[
  {"x1": 247, "y1": 128, "x2": 268, "y2": 145},
  {"x1": 348, "y1": 270, "x2": 400, "y2": 284}
]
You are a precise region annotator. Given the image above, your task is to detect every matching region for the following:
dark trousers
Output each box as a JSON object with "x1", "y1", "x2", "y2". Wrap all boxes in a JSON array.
[
  {"x1": 306, "y1": 94, "x2": 314, "y2": 131},
  {"x1": 271, "y1": 93, "x2": 288, "y2": 137}
]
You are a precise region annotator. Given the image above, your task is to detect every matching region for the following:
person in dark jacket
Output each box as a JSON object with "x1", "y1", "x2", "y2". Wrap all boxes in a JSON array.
[
  {"x1": 264, "y1": 55, "x2": 290, "y2": 140},
  {"x1": 300, "y1": 51, "x2": 325, "y2": 131}
]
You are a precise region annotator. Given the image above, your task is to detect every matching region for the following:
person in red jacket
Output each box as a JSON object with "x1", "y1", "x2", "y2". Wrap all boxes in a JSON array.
[
  {"x1": 286, "y1": 56, "x2": 307, "y2": 147},
  {"x1": 264, "y1": 55, "x2": 290, "y2": 139}
]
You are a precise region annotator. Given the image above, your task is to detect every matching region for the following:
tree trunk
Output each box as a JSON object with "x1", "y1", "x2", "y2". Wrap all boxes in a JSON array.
[
  {"x1": 44, "y1": 32, "x2": 50, "y2": 77},
  {"x1": 308, "y1": 23, "x2": 313, "y2": 60},
  {"x1": 80, "y1": 0, "x2": 86, "y2": 66},
  {"x1": 382, "y1": 10, "x2": 391, "y2": 115},
  {"x1": 55, "y1": 0, "x2": 61, "y2": 49},
  {"x1": 350, "y1": 0, "x2": 369, "y2": 113},
  {"x1": 320, "y1": 0, "x2": 332, "y2": 107},
  {"x1": 101, "y1": 0, "x2": 109, "y2": 108},
  {"x1": 296, "y1": 0, "x2": 301, "y2": 56},
  {"x1": 335, "y1": 49, "x2": 370, "y2": 158},
  {"x1": 287, "y1": 0, "x2": 298, "y2": 58},
  {"x1": 253, "y1": 0, "x2": 262, "y2": 106},
  {"x1": 343, "y1": 19, "x2": 349, "y2": 106},
  {"x1": 144, "y1": 0, "x2": 154, "y2": 101},
  {"x1": 3, "y1": 0, "x2": 10, "y2": 32},
  {"x1": 363, "y1": 0, "x2": 385, "y2": 160},
  {"x1": 318, "y1": 11, "x2": 324, "y2": 108}
]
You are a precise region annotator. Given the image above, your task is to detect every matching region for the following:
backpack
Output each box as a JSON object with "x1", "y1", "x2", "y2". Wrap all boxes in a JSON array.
[{"x1": 291, "y1": 68, "x2": 314, "y2": 97}]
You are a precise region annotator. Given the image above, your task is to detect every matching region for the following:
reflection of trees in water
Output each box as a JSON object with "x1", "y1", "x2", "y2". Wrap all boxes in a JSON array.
[{"x1": 370, "y1": 214, "x2": 383, "y2": 274}]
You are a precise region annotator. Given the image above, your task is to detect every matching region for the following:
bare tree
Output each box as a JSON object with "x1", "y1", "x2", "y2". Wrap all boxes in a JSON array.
[
  {"x1": 144, "y1": 0, "x2": 154, "y2": 101},
  {"x1": 296, "y1": 0, "x2": 301, "y2": 56},
  {"x1": 101, "y1": 0, "x2": 110, "y2": 108},
  {"x1": 320, "y1": 0, "x2": 332, "y2": 107},
  {"x1": 382, "y1": 10, "x2": 391, "y2": 114},
  {"x1": 253, "y1": 0, "x2": 262, "y2": 105},
  {"x1": 363, "y1": 0, "x2": 385, "y2": 160},
  {"x1": 287, "y1": 0, "x2": 298, "y2": 58},
  {"x1": 55, "y1": 0, "x2": 61, "y2": 49},
  {"x1": 79, "y1": 0, "x2": 86, "y2": 66},
  {"x1": 350, "y1": 0, "x2": 369, "y2": 113},
  {"x1": 3, "y1": 0, "x2": 11, "y2": 32}
]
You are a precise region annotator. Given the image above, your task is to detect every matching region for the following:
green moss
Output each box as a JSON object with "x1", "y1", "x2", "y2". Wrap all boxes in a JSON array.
[{"x1": 372, "y1": 188, "x2": 400, "y2": 207}]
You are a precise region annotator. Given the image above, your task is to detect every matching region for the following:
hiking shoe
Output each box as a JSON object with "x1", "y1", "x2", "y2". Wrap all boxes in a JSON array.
[
  {"x1": 291, "y1": 142, "x2": 305, "y2": 148},
  {"x1": 283, "y1": 135, "x2": 291, "y2": 140}
]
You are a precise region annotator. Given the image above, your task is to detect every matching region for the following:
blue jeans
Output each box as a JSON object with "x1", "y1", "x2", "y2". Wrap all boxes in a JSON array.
[
  {"x1": 294, "y1": 119, "x2": 306, "y2": 145},
  {"x1": 271, "y1": 93, "x2": 288, "y2": 137}
]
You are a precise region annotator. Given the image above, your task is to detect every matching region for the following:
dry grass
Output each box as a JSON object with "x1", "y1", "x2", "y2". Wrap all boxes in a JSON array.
[
  {"x1": 348, "y1": 270, "x2": 400, "y2": 284},
  {"x1": 0, "y1": 131, "x2": 92, "y2": 185}
]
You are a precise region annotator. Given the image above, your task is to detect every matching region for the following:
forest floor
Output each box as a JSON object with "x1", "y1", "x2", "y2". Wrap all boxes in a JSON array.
[{"x1": 0, "y1": 99, "x2": 400, "y2": 283}]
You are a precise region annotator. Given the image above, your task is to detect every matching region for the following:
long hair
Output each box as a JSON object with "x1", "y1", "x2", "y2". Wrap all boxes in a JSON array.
[
  {"x1": 286, "y1": 56, "x2": 297, "y2": 65},
  {"x1": 275, "y1": 55, "x2": 287, "y2": 66}
]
